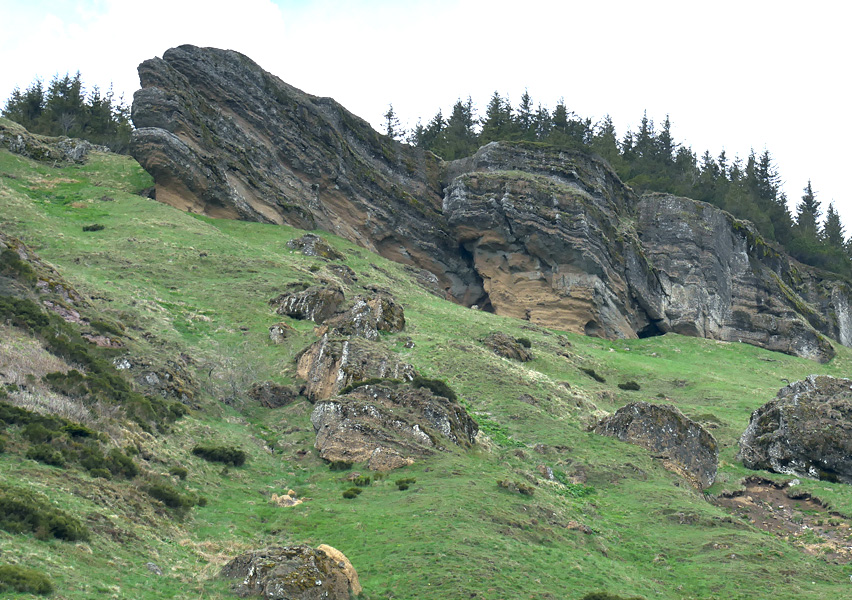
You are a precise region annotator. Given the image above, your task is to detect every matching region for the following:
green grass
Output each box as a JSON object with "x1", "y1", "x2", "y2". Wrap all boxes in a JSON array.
[{"x1": 3, "y1": 145, "x2": 852, "y2": 599}]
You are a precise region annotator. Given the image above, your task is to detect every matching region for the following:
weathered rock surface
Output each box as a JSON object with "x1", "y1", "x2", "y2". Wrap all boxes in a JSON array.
[
  {"x1": 131, "y1": 45, "x2": 852, "y2": 361},
  {"x1": 739, "y1": 375, "x2": 852, "y2": 483},
  {"x1": 248, "y1": 381, "x2": 300, "y2": 408},
  {"x1": 287, "y1": 233, "x2": 344, "y2": 260},
  {"x1": 270, "y1": 284, "x2": 344, "y2": 324},
  {"x1": 0, "y1": 118, "x2": 108, "y2": 163},
  {"x1": 320, "y1": 293, "x2": 405, "y2": 340},
  {"x1": 481, "y1": 332, "x2": 533, "y2": 362},
  {"x1": 595, "y1": 401, "x2": 718, "y2": 489},
  {"x1": 311, "y1": 382, "x2": 477, "y2": 470},
  {"x1": 220, "y1": 545, "x2": 357, "y2": 599},
  {"x1": 296, "y1": 335, "x2": 415, "y2": 401}
]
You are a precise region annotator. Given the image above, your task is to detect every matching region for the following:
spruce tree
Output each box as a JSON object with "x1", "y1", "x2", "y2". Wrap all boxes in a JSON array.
[
  {"x1": 796, "y1": 180, "x2": 821, "y2": 238},
  {"x1": 823, "y1": 202, "x2": 846, "y2": 249}
]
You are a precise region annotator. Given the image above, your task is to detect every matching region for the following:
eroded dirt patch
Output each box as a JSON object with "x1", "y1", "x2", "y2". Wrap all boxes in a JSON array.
[{"x1": 714, "y1": 476, "x2": 852, "y2": 562}]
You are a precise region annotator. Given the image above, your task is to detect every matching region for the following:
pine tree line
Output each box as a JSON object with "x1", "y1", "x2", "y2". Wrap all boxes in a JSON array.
[
  {"x1": 384, "y1": 93, "x2": 850, "y2": 277},
  {"x1": 2, "y1": 73, "x2": 132, "y2": 152}
]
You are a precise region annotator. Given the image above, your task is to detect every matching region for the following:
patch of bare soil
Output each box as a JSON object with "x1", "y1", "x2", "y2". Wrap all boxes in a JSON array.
[{"x1": 714, "y1": 476, "x2": 852, "y2": 563}]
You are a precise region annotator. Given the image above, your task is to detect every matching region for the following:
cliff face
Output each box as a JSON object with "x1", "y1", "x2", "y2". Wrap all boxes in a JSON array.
[{"x1": 130, "y1": 45, "x2": 852, "y2": 361}]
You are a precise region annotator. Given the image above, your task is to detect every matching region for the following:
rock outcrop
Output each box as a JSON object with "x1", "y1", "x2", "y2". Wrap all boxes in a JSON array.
[
  {"x1": 739, "y1": 375, "x2": 852, "y2": 483},
  {"x1": 481, "y1": 332, "x2": 533, "y2": 362},
  {"x1": 0, "y1": 118, "x2": 107, "y2": 163},
  {"x1": 131, "y1": 45, "x2": 852, "y2": 361},
  {"x1": 248, "y1": 381, "x2": 300, "y2": 408},
  {"x1": 319, "y1": 293, "x2": 405, "y2": 340},
  {"x1": 311, "y1": 382, "x2": 478, "y2": 470},
  {"x1": 270, "y1": 284, "x2": 344, "y2": 324},
  {"x1": 296, "y1": 335, "x2": 415, "y2": 401},
  {"x1": 221, "y1": 545, "x2": 358, "y2": 599},
  {"x1": 595, "y1": 401, "x2": 718, "y2": 489}
]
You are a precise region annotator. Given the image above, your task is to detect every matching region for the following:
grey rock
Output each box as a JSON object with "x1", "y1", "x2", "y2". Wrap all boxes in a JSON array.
[{"x1": 739, "y1": 375, "x2": 852, "y2": 483}]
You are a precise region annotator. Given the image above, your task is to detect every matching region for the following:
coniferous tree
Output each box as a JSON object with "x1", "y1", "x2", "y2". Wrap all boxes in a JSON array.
[
  {"x1": 480, "y1": 92, "x2": 513, "y2": 143},
  {"x1": 796, "y1": 180, "x2": 821, "y2": 238},
  {"x1": 823, "y1": 202, "x2": 846, "y2": 249},
  {"x1": 383, "y1": 103, "x2": 402, "y2": 140},
  {"x1": 516, "y1": 89, "x2": 535, "y2": 141}
]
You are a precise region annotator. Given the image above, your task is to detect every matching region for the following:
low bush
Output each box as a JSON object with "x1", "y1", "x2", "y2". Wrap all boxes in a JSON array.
[
  {"x1": 82, "y1": 224, "x2": 105, "y2": 232},
  {"x1": 410, "y1": 376, "x2": 457, "y2": 402},
  {"x1": 396, "y1": 477, "x2": 416, "y2": 491},
  {"x1": 580, "y1": 367, "x2": 606, "y2": 383},
  {"x1": 328, "y1": 460, "x2": 353, "y2": 471},
  {"x1": 580, "y1": 593, "x2": 646, "y2": 600},
  {"x1": 352, "y1": 475, "x2": 371, "y2": 487},
  {"x1": 192, "y1": 444, "x2": 246, "y2": 467},
  {"x1": 515, "y1": 337, "x2": 532, "y2": 348},
  {"x1": 169, "y1": 465, "x2": 189, "y2": 480},
  {"x1": 0, "y1": 484, "x2": 89, "y2": 541},
  {"x1": 497, "y1": 479, "x2": 534, "y2": 496},
  {"x1": 342, "y1": 487, "x2": 363, "y2": 499},
  {"x1": 617, "y1": 381, "x2": 641, "y2": 391},
  {"x1": 0, "y1": 564, "x2": 54, "y2": 595},
  {"x1": 26, "y1": 444, "x2": 65, "y2": 467},
  {"x1": 88, "y1": 468, "x2": 111, "y2": 479},
  {"x1": 0, "y1": 249, "x2": 37, "y2": 285}
]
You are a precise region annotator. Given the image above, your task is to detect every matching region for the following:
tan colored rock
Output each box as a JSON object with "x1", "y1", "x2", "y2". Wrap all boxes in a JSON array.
[{"x1": 317, "y1": 545, "x2": 361, "y2": 596}]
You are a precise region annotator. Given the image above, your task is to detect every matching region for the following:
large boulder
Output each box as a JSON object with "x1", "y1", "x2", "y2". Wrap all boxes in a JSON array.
[
  {"x1": 311, "y1": 382, "x2": 477, "y2": 471},
  {"x1": 320, "y1": 293, "x2": 405, "y2": 340},
  {"x1": 220, "y1": 545, "x2": 358, "y2": 599},
  {"x1": 270, "y1": 284, "x2": 344, "y2": 324},
  {"x1": 595, "y1": 401, "x2": 718, "y2": 489},
  {"x1": 739, "y1": 375, "x2": 852, "y2": 483},
  {"x1": 296, "y1": 335, "x2": 415, "y2": 401}
]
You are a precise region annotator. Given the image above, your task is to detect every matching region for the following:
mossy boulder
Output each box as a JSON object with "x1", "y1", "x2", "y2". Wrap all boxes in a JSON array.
[
  {"x1": 595, "y1": 401, "x2": 718, "y2": 489},
  {"x1": 220, "y1": 544, "x2": 357, "y2": 599},
  {"x1": 481, "y1": 332, "x2": 532, "y2": 362},
  {"x1": 320, "y1": 292, "x2": 405, "y2": 340},
  {"x1": 739, "y1": 375, "x2": 852, "y2": 483},
  {"x1": 311, "y1": 381, "x2": 477, "y2": 471},
  {"x1": 270, "y1": 284, "x2": 344, "y2": 324}
]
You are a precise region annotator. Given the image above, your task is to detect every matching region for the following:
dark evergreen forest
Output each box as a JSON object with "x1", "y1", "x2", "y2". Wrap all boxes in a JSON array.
[
  {"x1": 2, "y1": 73, "x2": 131, "y2": 152},
  {"x1": 391, "y1": 93, "x2": 850, "y2": 277}
]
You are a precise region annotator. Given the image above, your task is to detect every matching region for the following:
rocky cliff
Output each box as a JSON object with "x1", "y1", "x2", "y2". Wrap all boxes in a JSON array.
[{"x1": 131, "y1": 45, "x2": 852, "y2": 361}]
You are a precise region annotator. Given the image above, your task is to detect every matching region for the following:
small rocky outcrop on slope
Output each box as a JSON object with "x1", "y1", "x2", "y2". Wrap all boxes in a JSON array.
[
  {"x1": 269, "y1": 283, "x2": 344, "y2": 323},
  {"x1": 595, "y1": 401, "x2": 718, "y2": 489},
  {"x1": 481, "y1": 332, "x2": 533, "y2": 362},
  {"x1": 130, "y1": 45, "x2": 852, "y2": 361},
  {"x1": 319, "y1": 292, "x2": 405, "y2": 340},
  {"x1": 739, "y1": 375, "x2": 852, "y2": 483},
  {"x1": 248, "y1": 381, "x2": 300, "y2": 408},
  {"x1": 0, "y1": 118, "x2": 107, "y2": 163},
  {"x1": 220, "y1": 544, "x2": 358, "y2": 599},
  {"x1": 311, "y1": 382, "x2": 478, "y2": 471},
  {"x1": 287, "y1": 233, "x2": 344, "y2": 260},
  {"x1": 296, "y1": 335, "x2": 415, "y2": 401}
]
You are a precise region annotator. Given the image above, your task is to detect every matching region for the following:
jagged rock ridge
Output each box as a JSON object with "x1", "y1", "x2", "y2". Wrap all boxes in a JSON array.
[{"x1": 131, "y1": 45, "x2": 852, "y2": 361}]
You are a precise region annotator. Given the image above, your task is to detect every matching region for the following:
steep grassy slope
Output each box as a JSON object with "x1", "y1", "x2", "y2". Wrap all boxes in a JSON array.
[{"x1": 2, "y1": 137, "x2": 852, "y2": 599}]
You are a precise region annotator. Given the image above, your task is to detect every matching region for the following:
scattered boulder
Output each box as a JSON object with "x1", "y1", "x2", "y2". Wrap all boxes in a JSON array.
[
  {"x1": 320, "y1": 293, "x2": 405, "y2": 340},
  {"x1": 268, "y1": 322, "x2": 295, "y2": 344},
  {"x1": 248, "y1": 382, "x2": 300, "y2": 408},
  {"x1": 220, "y1": 545, "x2": 357, "y2": 599},
  {"x1": 311, "y1": 382, "x2": 477, "y2": 471},
  {"x1": 316, "y1": 545, "x2": 361, "y2": 596},
  {"x1": 287, "y1": 233, "x2": 345, "y2": 261},
  {"x1": 739, "y1": 375, "x2": 852, "y2": 483},
  {"x1": 270, "y1": 284, "x2": 344, "y2": 324},
  {"x1": 595, "y1": 401, "x2": 718, "y2": 489},
  {"x1": 481, "y1": 332, "x2": 533, "y2": 362},
  {"x1": 296, "y1": 335, "x2": 416, "y2": 401}
]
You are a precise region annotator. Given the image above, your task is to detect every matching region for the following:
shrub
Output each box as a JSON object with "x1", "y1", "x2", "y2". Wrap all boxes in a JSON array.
[
  {"x1": 169, "y1": 466, "x2": 189, "y2": 480},
  {"x1": 23, "y1": 422, "x2": 57, "y2": 444},
  {"x1": 515, "y1": 337, "x2": 532, "y2": 348},
  {"x1": 82, "y1": 224, "x2": 105, "y2": 232},
  {"x1": 617, "y1": 381, "x2": 641, "y2": 391},
  {"x1": 396, "y1": 477, "x2": 416, "y2": 491},
  {"x1": 0, "y1": 484, "x2": 89, "y2": 541},
  {"x1": 192, "y1": 445, "x2": 246, "y2": 467},
  {"x1": 410, "y1": 376, "x2": 457, "y2": 402},
  {"x1": 0, "y1": 436, "x2": 6, "y2": 453},
  {"x1": 0, "y1": 249, "x2": 37, "y2": 285},
  {"x1": 106, "y1": 448, "x2": 138, "y2": 478},
  {"x1": 63, "y1": 423, "x2": 96, "y2": 438},
  {"x1": 342, "y1": 487, "x2": 363, "y2": 499},
  {"x1": 145, "y1": 483, "x2": 186, "y2": 508},
  {"x1": 0, "y1": 564, "x2": 54, "y2": 595},
  {"x1": 580, "y1": 367, "x2": 606, "y2": 383},
  {"x1": 580, "y1": 593, "x2": 646, "y2": 600},
  {"x1": 352, "y1": 475, "x2": 371, "y2": 487},
  {"x1": 89, "y1": 468, "x2": 111, "y2": 479},
  {"x1": 328, "y1": 460, "x2": 353, "y2": 471},
  {"x1": 26, "y1": 444, "x2": 65, "y2": 467}
]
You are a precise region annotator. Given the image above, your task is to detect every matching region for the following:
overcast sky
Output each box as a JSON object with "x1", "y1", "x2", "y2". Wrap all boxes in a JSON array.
[{"x1": 1, "y1": 0, "x2": 849, "y2": 234}]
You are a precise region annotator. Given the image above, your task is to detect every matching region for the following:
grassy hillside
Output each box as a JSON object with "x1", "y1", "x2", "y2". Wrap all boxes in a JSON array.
[{"x1": 2, "y1": 130, "x2": 852, "y2": 599}]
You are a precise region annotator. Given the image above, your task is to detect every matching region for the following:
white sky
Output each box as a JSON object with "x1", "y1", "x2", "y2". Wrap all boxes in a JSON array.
[{"x1": 1, "y1": 0, "x2": 849, "y2": 235}]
